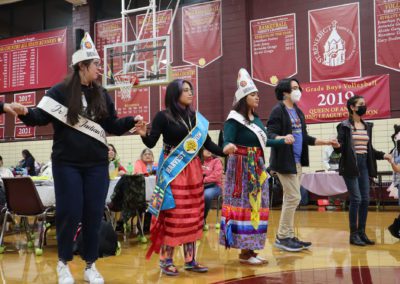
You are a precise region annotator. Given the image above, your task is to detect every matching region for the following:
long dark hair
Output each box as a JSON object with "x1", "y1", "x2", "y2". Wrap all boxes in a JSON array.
[
  {"x1": 164, "y1": 79, "x2": 195, "y2": 122},
  {"x1": 22, "y1": 149, "x2": 34, "y2": 160},
  {"x1": 233, "y1": 96, "x2": 258, "y2": 122},
  {"x1": 391, "y1": 124, "x2": 400, "y2": 154},
  {"x1": 346, "y1": 95, "x2": 364, "y2": 124},
  {"x1": 64, "y1": 60, "x2": 108, "y2": 125}
]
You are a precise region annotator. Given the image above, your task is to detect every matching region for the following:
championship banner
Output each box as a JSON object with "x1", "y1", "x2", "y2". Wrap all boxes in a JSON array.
[
  {"x1": 14, "y1": 126, "x2": 35, "y2": 139},
  {"x1": 136, "y1": 9, "x2": 173, "y2": 63},
  {"x1": 182, "y1": 0, "x2": 222, "y2": 68},
  {"x1": 250, "y1": 14, "x2": 297, "y2": 86},
  {"x1": 0, "y1": 95, "x2": 4, "y2": 125},
  {"x1": 374, "y1": 0, "x2": 400, "y2": 71},
  {"x1": 0, "y1": 127, "x2": 4, "y2": 140},
  {"x1": 159, "y1": 65, "x2": 198, "y2": 111},
  {"x1": 0, "y1": 28, "x2": 67, "y2": 93},
  {"x1": 308, "y1": 3, "x2": 361, "y2": 82},
  {"x1": 14, "y1": 91, "x2": 36, "y2": 124},
  {"x1": 94, "y1": 18, "x2": 123, "y2": 64},
  {"x1": 114, "y1": 87, "x2": 150, "y2": 122},
  {"x1": 297, "y1": 75, "x2": 390, "y2": 124}
]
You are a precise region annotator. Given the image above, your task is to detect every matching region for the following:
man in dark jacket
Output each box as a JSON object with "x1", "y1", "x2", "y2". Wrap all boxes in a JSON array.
[{"x1": 267, "y1": 78, "x2": 338, "y2": 252}]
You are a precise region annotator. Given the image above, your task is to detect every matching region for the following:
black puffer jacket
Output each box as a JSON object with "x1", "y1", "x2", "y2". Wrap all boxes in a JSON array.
[{"x1": 336, "y1": 119, "x2": 385, "y2": 178}]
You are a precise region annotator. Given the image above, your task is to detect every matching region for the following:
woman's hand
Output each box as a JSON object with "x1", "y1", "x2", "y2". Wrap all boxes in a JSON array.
[
  {"x1": 384, "y1": 153, "x2": 392, "y2": 163},
  {"x1": 133, "y1": 120, "x2": 147, "y2": 137},
  {"x1": 4, "y1": 103, "x2": 28, "y2": 116},
  {"x1": 283, "y1": 134, "x2": 295, "y2": 144},
  {"x1": 223, "y1": 143, "x2": 237, "y2": 155}
]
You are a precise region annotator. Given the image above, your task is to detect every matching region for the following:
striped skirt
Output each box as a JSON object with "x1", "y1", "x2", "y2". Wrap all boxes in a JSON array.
[
  {"x1": 219, "y1": 147, "x2": 269, "y2": 250},
  {"x1": 151, "y1": 157, "x2": 204, "y2": 248}
]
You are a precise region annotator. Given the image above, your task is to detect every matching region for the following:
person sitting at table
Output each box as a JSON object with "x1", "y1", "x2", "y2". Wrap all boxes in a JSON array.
[
  {"x1": 108, "y1": 144, "x2": 126, "y2": 177},
  {"x1": 134, "y1": 148, "x2": 157, "y2": 175},
  {"x1": 18, "y1": 149, "x2": 37, "y2": 176},
  {"x1": 201, "y1": 148, "x2": 223, "y2": 231}
]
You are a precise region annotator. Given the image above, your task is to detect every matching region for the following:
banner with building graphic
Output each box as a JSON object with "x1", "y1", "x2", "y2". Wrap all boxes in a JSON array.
[{"x1": 308, "y1": 3, "x2": 361, "y2": 82}]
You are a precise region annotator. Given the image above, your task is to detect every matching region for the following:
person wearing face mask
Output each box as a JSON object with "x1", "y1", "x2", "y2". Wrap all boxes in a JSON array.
[
  {"x1": 267, "y1": 78, "x2": 339, "y2": 252},
  {"x1": 334, "y1": 95, "x2": 390, "y2": 246}
]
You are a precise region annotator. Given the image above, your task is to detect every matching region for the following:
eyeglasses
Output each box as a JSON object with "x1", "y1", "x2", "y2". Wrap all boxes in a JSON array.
[{"x1": 92, "y1": 61, "x2": 101, "y2": 67}]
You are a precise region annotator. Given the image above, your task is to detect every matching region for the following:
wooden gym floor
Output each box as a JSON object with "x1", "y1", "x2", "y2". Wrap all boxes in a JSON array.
[{"x1": 0, "y1": 208, "x2": 399, "y2": 283}]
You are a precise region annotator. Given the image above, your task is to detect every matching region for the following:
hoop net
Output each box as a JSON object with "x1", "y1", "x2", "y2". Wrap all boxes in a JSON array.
[{"x1": 113, "y1": 73, "x2": 139, "y2": 101}]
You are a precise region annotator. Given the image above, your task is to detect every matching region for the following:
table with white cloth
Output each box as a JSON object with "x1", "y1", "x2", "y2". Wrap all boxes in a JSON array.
[
  {"x1": 35, "y1": 175, "x2": 156, "y2": 207},
  {"x1": 301, "y1": 171, "x2": 347, "y2": 196}
]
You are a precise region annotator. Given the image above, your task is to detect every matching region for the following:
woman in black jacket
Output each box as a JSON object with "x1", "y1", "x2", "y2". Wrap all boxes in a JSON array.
[
  {"x1": 16, "y1": 33, "x2": 142, "y2": 284},
  {"x1": 335, "y1": 95, "x2": 390, "y2": 246}
]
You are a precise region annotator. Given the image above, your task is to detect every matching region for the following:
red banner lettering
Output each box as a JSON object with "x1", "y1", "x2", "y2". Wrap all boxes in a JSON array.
[
  {"x1": 297, "y1": 75, "x2": 390, "y2": 123},
  {"x1": 182, "y1": 0, "x2": 222, "y2": 68},
  {"x1": 250, "y1": 14, "x2": 297, "y2": 86}
]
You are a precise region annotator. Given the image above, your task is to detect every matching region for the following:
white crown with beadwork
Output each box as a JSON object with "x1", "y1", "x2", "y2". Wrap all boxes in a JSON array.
[
  {"x1": 71, "y1": 32, "x2": 100, "y2": 65},
  {"x1": 233, "y1": 68, "x2": 258, "y2": 105}
]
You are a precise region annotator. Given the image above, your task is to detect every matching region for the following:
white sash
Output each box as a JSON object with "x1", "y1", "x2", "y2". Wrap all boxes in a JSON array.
[
  {"x1": 227, "y1": 110, "x2": 268, "y2": 159},
  {"x1": 37, "y1": 96, "x2": 108, "y2": 147}
]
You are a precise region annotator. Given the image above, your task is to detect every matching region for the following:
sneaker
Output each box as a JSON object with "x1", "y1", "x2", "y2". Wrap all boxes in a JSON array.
[
  {"x1": 292, "y1": 237, "x2": 312, "y2": 249},
  {"x1": 388, "y1": 224, "x2": 400, "y2": 239},
  {"x1": 161, "y1": 259, "x2": 179, "y2": 276},
  {"x1": 84, "y1": 263, "x2": 104, "y2": 284},
  {"x1": 274, "y1": 237, "x2": 303, "y2": 252},
  {"x1": 184, "y1": 260, "x2": 208, "y2": 272},
  {"x1": 239, "y1": 256, "x2": 263, "y2": 265},
  {"x1": 57, "y1": 261, "x2": 74, "y2": 284}
]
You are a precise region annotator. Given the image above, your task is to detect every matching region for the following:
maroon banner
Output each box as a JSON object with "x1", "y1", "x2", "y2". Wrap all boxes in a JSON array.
[
  {"x1": 182, "y1": 0, "x2": 222, "y2": 68},
  {"x1": 14, "y1": 126, "x2": 35, "y2": 139},
  {"x1": 114, "y1": 87, "x2": 150, "y2": 122},
  {"x1": 14, "y1": 91, "x2": 36, "y2": 124},
  {"x1": 0, "y1": 127, "x2": 4, "y2": 140},
  {"x1": 159, "y1": 65, "x2": 198, "y2": 111},
  {"x1": 0, "y1": 28, "x2": 67, "y2": 93},
  {"x1": 308, "y1": 3, "x2": 361, "y2": 82},
  {"x1": 250, "y1": 14, "x2": 297, "y2": 86},
  {"x1": 375, "y1": 0, "x2": 400, "y2": 71},
  {"x1": 297, "y1": 75, "x2": 390, "y2": 124},
  {"x1": 0, "y1": 95, "x2": 4, "y2": 126},
  {"x1": 94, "y1": 18, "x2": 123, "y2": 63},
  {"x1": 136, "y1": 10, "x2": 173, "y2": 63}
]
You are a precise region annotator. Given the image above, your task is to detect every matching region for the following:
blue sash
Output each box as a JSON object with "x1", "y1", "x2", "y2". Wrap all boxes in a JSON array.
[{"x1": 148, "y1": 112, "x2": 209, "y2": 218}]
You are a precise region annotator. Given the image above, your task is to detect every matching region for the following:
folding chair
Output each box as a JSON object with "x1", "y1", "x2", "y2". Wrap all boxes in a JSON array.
[{"x1": 0, "y1": 177, "x2": 55, "y2": 255}]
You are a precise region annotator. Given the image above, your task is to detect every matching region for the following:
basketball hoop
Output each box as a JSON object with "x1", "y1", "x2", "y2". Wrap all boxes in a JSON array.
[{"x1": 113, "y1": 73, "x2": 140, "y2": 101}]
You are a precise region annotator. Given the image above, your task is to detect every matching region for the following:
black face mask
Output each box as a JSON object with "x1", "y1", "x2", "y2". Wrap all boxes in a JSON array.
[{"x1": 355, "y1": 105, "x2": 367, "y2": 116}]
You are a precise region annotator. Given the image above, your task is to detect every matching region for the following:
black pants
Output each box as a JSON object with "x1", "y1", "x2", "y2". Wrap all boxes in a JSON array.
[{"x1": 53, "y1": 164, "x2": 109, "y2": 262}]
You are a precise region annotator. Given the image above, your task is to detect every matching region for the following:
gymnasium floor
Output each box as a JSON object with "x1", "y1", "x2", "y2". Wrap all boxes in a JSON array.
[{"x1": 0, "y1": 209, "x2": 399, "y2": 283}]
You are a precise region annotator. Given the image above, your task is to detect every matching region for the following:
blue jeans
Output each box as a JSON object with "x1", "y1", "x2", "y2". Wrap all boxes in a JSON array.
[
  {"x1": 343, "y1": 154, "x2": 370, "y2": 232},
  {"x1": 204, "y1": 185, "x2": 222, "y2": 222},
  {"x1": 53, "y1": 164, "x2": 109, "y2": 262}
]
